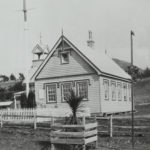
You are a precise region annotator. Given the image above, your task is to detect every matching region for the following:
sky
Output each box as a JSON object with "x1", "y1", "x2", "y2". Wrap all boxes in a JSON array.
[{"x1": 0, "y1": 0, "x2": 150, "y2": 76}]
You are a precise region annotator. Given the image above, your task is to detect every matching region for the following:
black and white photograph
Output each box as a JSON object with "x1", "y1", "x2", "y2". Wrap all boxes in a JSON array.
[{"x1": 0, "y1": 0, "x2": 150, "y2": 149}]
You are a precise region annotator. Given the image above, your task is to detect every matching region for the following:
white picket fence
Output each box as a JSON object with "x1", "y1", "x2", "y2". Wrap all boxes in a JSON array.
[
  {"x1": 0, "y1": 108, "x2": 36, "y2": 128},
  {"x1": 0, "y1": 107, "x2": 91, "y2": 129}
]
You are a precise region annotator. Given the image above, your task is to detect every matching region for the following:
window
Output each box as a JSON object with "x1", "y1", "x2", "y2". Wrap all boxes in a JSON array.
[
  {"x1": 76, "y1": 81, "x2": 88, "y2": 100},
  {"x1": 61, "y1": 82, "x2": 72, "y2": 102},
  {"x1": 128, "y1": 84, "x2": 131, "y2": 101},
  {"x1": 61, "y1": 52, "x2": 69, "y2": 64},
  {"x1": 111, "y1": 81, "x2": 116, "y2": 101},
  {"x1": 123, "y1": 83, "x2": 127, "y2": 101},
  {"x1": 103, "y1": 79, "x2": 109, "y2": 100},
  {"x1": 117, "y1": 82, "x2": 122, "y2": 101},
  {"x1": 46, "y1": 84, "x2": 57, "y2": 103}
]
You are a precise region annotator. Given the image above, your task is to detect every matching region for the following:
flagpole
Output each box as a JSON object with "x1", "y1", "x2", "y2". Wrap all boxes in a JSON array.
[
  {"x1": 24, "y1": 22, "x2": 29, "y2": 97},
  {"x1": 23, "y1": 0, "x2": 29, "y2": 97},
  {"x1": 131, "y1": 30, "x2": 135, "y2": 150}
]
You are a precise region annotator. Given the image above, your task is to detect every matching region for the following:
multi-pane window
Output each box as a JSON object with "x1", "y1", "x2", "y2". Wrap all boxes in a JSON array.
[
  {"x1": 61, "y1": 82, "x2": 72, "y2": 102},
  {"x1": 117, "y1": 82, "x2": 122, "y2": 101},
  {"x1": 111, "y1": 81, "x2": 116, "y2": 101},
  {"x1": 123, "y1": 83, "x2": 127, "y2": 101},
  {"x1": 103, "y1": 79, "x2": 109, "y2": 100},
  {"x1": 46, "y1": 84, "x2": 57, "y2": 103},
  {"x1": 128, "y1": 84, "x2": 131, "y2": 101},
  {"x1": 76, "y1": 81, "x2": 88, "y2": 100}
]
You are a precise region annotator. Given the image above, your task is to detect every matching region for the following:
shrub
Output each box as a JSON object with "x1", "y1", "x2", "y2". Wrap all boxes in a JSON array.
[
  {"x1": 27, "y1": 91, "x2": 36, "y2": 108},
  {"x1": 20, "y1": 91, "x2": 36, "y2": 108},
  {"x1": 8, "y1": 82, "x2": 25, "y2": 92},
  {"x1": 66, "y1": 90, "x2": 83, "y2": 125},
  {"x1": 20, "y1": 93, "x2": 28, "y2": 108}
]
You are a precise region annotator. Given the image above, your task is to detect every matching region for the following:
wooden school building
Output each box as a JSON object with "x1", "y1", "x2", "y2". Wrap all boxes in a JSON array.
[{"x1": 28, "y1": 33, "x2": 132, "y2": 115}]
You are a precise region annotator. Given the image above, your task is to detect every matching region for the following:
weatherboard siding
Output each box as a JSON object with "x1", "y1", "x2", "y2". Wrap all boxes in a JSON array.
[
  {"x1": 100, "y1": 76, "x2": 131, "y2": 113},
  {"x1": 36, "y1": 50, "x2": 96, "y2": 79},
  {"x1": 35, "y1": 74, "x2": 101, "y2": 113}
]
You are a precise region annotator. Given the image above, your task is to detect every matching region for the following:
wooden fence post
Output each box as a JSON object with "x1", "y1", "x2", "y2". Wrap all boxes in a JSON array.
[
  {"x1": 94, "y1": 116, "x2": 98, "y2": 149},
  {"x1": 82, "y1": 145, "x2": 86, "y2": 150},
  {"x1": 51, "y1": 114, "x2": 55, "y2": 150},
  {"x1": 109, "y1": 115, "x2": 113, "y2": 137},
  {"x1": 34, "y1": 109, "x2": 37, "y2": 130},
  {"x1": 82, "y1": 115, "x2": 85, "y2": 126},
  {"x1": 82, "y1": 115, "x2": 86, "y2": 150},
  {"x1": 0, "y1": 112, "x2": 3, "y2": 128}
]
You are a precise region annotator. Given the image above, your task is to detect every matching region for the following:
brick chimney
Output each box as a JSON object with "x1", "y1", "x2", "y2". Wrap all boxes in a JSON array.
[{"x1": 87, "y1": 31, "x2": 95, "y2": 49}]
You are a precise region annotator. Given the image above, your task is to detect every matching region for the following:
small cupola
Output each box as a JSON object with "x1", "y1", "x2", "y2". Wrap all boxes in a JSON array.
[
  {"x1": 32, "y1": 33, "x2": 49, "y2": 61},
  {"x1": 87, "y1": 30, "x2": 95, "y2": 49},
  {"x1": 31, "y1": 33, "x2": 50, "y2": 67}
]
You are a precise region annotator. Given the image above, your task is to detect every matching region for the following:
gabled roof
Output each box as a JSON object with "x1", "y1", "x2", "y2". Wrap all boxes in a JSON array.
[
  {"x1": 31, "y1": 35, "x2": 131, "y2": 81},
  {"x1": 32, "y1": 43, "x2": 49, "y2": 54}
]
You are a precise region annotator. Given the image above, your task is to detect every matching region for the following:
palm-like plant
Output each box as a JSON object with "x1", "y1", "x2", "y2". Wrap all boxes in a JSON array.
[{"x1": 66, "y1": 89, "x2": 83, "y2": 125}]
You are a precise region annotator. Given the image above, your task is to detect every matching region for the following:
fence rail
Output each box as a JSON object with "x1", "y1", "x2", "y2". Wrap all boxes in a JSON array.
[
  {"x1": 0, "y1": 109, "x2": 150, "y2": 137},
  {"x1": 0, "y1": 108, "x2": 36, "y2": 128},
  {"x1": 97, "y1": 115, "x2": 150, "y2": 137},
  {"x1": 50, "y1": 116, "x2": 98, "y2": 150}
]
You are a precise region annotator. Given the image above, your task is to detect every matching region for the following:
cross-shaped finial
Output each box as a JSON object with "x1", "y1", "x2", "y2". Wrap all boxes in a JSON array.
[
  {"x1": 61, "y1": 28, "x2": 64, "y2": 36},
  {"x1": 40, "y1": 32, "x2": 42, "y2": 44}
]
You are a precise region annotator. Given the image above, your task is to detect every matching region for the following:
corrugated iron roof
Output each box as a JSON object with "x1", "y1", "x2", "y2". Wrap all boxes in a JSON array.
[
  {"x1": 63, "y1": 35, "x2": 131, "y2": 79},
  {"x1": 0, "y1": 101, "x2": 13, "y2": 107},
  {"x1": 31, "y1": 35, "x2": 131, "y2": 81}
]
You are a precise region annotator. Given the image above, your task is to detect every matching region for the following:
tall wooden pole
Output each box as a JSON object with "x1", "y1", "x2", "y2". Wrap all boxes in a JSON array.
[
  {"x1": 131, "y1": 30, "x2": 135, "y2": 150},
  {"x1": 23, "y1": 0, "x2": 29, "y2": 97}
]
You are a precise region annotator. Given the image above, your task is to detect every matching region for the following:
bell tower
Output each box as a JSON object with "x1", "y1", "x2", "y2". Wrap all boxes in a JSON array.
[{"x1": 32, "y1": 33, "x2": 49, "y2": 67}]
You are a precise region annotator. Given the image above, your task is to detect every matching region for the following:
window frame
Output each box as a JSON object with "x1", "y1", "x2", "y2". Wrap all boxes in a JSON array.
[
  {"x1": 128, "y1": 83, "x2": 131, "y2": 101},
  {"x1": 76, "y1": 80, "x2": 88, "y2": 101},
  {"x1": 103, "y1": 79, "x2": 109, "y2": 100},
  {"x1": 117, "y1": 82, "x2": 122, "y2": 101},
  {"x1": 61, "y1": 82, "x2": 73, "y2": 102},
  {"x1": 46, "y1": 83, "x2": 57, "y2": 103},
  {"x1": 60, "y1": 52, "x2": 69, "y2": 64},
  {"x1": 123, "y1": 83, "x2": 127, "y2": 101},
  {"x1": 111, "y1": 80, "x2": 116, "y2": 101}
]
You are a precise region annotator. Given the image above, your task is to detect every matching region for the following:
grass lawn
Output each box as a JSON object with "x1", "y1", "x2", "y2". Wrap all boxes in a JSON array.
[
  {"x1": 135, "y1": 104, "x2": 150, "y2": 116},
  {"x1": 0, "y1": 78, "x2": 149, "y2": 150},
  {"x1": 99, "y1": 136, "x2": 150, "y2": 150},
  {"x1": 134, "y1": 78, "x2": 150, "y2": 105},
  {"x1": 0, "y1": 127, "x2": 150, "y2": 150}
]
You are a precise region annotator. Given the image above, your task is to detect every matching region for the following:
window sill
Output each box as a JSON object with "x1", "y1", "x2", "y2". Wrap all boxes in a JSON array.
[
  {"x1": 112, "y1": 99, "x2": 116, "y2": 101},
  {"x1": 61, "y1": 99, "x2": 89, "y2": 103},
  {"x1": 61, "y1": 62, "x2": 69, "y2": 65},
  {"x1": 104, "y1": 99, "x2": 109, "y2": 101},
  {"x1": 46, "y1": 101, "x2": 57, "y2": 104}
]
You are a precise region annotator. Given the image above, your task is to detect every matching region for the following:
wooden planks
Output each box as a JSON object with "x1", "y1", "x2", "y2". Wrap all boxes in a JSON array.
[
  {"x1": 51, "y1": 129, "x2": 97, "y2": 138},
  {"x1": 51, "y1": 122, "x2": 97, "y2": 130},
  {"x1": 84, "y1": 129, "x2": 97, "y2": 137},
  {"x1": 85, "y1": 122, "x2": 97, "y2": 130},
  {"x1": 50, "y1": 121, "x2": 98, "y2": 147},
  {"x1": 85, "y1": 136, "x2": 97, "y2": 144},
  {"x1": 51, "y1": 137, "x2": 85, "y2": 145},
  {"x1": 51, "y1": 131, "x2": 84, "y2": 138},
  {"x1": 51, "y1": 124, "x2": 84, "y2": 129}
]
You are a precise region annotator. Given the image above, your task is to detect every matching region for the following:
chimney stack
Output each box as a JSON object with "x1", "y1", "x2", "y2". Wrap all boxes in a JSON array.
[{"x1": 87, "y1": 30, "x2": 95, "y2": 48}]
